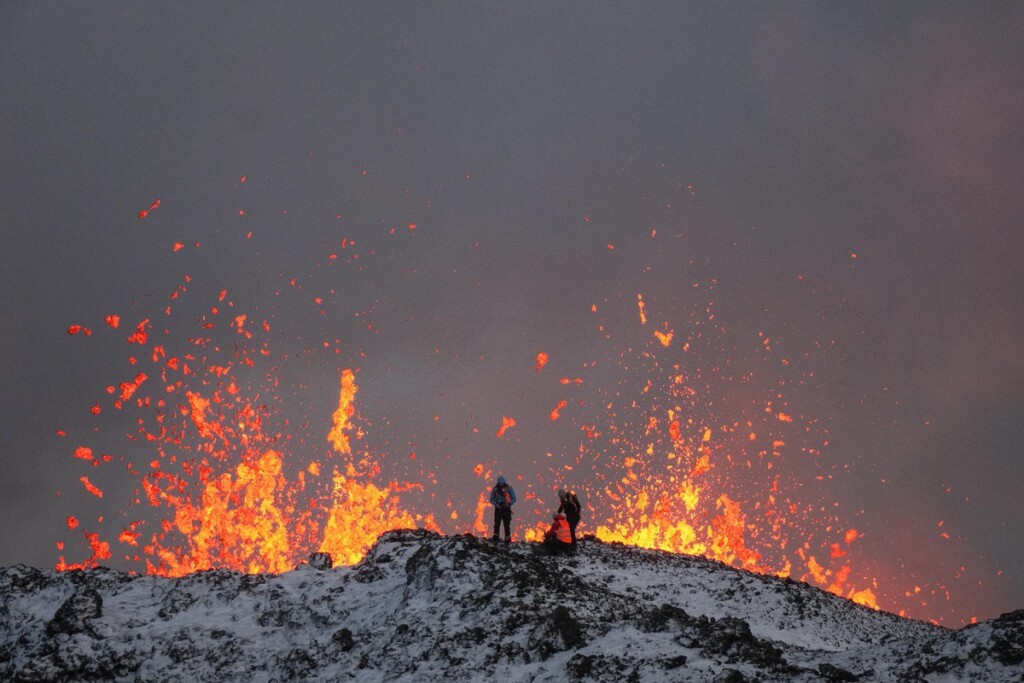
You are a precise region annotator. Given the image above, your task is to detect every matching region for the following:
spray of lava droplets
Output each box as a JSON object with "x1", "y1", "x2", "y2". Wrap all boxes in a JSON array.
[{"x1": 54, "y1": 188, "x2": 959, "y2": 622}]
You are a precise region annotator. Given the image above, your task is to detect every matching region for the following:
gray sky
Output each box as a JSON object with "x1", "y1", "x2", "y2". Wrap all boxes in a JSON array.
[{"x1": 2, "y1": 3, "x2": 1022, "y2": 624}]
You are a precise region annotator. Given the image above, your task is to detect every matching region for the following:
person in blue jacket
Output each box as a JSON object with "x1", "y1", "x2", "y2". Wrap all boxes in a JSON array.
[{"x1": 489, "y1": 475, "x2": 516, "y2": 542}]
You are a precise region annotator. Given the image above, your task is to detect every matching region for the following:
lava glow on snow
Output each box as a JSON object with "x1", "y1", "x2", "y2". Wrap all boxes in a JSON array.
[{"x1": 56, "y1": 194, "x2": 953, "y2": 624}]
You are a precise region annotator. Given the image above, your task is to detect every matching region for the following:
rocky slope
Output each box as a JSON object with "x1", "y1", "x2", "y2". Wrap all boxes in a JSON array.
[{"x1": 1, "y1": 530, "x2": 1022, "y2": 682}]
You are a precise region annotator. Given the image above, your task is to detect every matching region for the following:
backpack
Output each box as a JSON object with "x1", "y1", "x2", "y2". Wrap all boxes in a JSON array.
[
  {"x1": 494, "y1": 484, "x2": 511, "y2": 506},
  {"x1": 561, "y1": 493, "x2": 581, "y2": 519}
]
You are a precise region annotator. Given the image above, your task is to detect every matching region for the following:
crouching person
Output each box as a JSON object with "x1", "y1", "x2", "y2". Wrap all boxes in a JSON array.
[{"x1": 542, "y1": 512, "x2": 574, "y2": 554}]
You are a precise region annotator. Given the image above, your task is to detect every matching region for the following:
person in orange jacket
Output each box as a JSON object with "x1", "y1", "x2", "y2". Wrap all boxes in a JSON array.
[
  {"x1": 542, "y1": 512, "x2": 574, "y2": 554},
  {"x1": 557, "y1": 488, "x2": 582, "y2": 546}
]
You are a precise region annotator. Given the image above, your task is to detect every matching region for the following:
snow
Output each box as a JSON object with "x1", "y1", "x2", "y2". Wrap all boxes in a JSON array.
[{"x1": 1, "y1": 530, "x2": 1021, "y2": 682}]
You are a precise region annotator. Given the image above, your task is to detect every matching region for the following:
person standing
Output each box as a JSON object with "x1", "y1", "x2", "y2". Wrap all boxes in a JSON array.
[
  {"x1": 557, "y1": 489, "x2": 582, "y2": 546},
  {"x1": 490, "y1": 476, "x2": 516, "y2": 542}
]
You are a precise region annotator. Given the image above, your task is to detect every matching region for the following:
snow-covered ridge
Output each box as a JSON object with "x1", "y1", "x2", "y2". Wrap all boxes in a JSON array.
[{"x1": 1, "y1": 530, "x2": 1021, "y2": 682}]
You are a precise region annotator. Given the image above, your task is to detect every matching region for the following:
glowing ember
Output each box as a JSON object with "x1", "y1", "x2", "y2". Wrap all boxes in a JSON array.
[
  {"x1": 496, "y1": 416, "x2": 516, "y2": 438},
  {"x1": 536, "y1": 351, "x2": 549, "y2": 373},
  {"x1": 137, "y1": 198, "x2": 161, "y2": 220},
  {"x1": 80, "y1": 476, "x2": 103, "y2": 498}
]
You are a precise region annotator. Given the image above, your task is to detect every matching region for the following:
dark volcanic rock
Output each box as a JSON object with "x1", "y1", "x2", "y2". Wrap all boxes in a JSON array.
[
  {"x1": 0, "y1": 530, "x2": 1019, "y2": 682},
  {"x1": 303, "y1": 552, "x2": 333, "y2": 571},
  {"x1": 990, "y1": 609, "x2": 1024, "y2": 666},
  {"x1": 818, "y1": 662, "x2": 859, "y2": 681},
  {"x1": 45, "y1": 587, "x2": 102, "y2": 637},
  {"x1": 697, "y1": 615, "x2": 784, "y2": 668},
  {"x1": 529, "y1": 605, "x2": 586, "y2": 660}
]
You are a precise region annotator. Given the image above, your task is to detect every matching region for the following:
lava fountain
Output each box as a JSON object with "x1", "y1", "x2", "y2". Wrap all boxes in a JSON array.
[{"x1": 56, "y1": 190, "x2": 953, "y2": 621}]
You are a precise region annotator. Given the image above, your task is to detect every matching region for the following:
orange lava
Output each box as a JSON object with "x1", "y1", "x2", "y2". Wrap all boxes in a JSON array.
[
  {"x1": 80, "y1": 476, "x2": 104, "y2": 498},
  {"x1": 88, "y1": 366, "x2": 439, "y2": 577},
  {"x1": 57, "y1": 240, "x2": 913, "y2": 618},
  {"x1": 496, "y1": 416, "x2": 516, "y2": 438},
  {"x1": 327, "y1": 369, "x2": 358, "y2": 455},
  {"x1": 137, "y1": 198, "x2": 161, "y2": 219},
  {"x1": 536, "y1": 351, "x2": 549, "y2": 372}
]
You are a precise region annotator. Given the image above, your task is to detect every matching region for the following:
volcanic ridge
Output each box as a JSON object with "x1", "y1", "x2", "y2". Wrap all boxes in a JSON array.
[{"x1": 2, "y1": 529, "x2": 1022, "y2": 682}]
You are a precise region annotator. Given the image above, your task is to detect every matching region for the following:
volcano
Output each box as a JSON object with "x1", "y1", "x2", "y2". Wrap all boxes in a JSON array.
[{"x1": 3, "y1": 530, "x2": 1021, "y2": 682}]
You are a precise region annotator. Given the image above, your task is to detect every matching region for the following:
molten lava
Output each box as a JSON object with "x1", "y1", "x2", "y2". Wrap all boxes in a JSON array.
[{"x1": 57, "y1": 212, "x2": 922, "y2": 619}]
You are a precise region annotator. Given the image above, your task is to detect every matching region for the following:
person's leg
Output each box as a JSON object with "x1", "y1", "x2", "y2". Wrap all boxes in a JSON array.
[
  {"x1": 492, "y1": 507, "x2": 501, "y2": 540},
  {"x1": 569, "y1": 519, "x2": 578, "y2": 545},
  {"x1": 502, "y1": 508, "x2": 512, "y2": 541}
]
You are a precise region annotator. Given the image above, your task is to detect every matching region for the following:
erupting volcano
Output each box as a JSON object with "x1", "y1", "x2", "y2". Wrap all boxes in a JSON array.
[
  {"x1": 7, "y1": 0, "x2": 1023, "y2": 653},
  {"x1": 54, "y1": 184, "x2": 964, "y2": 625}
]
